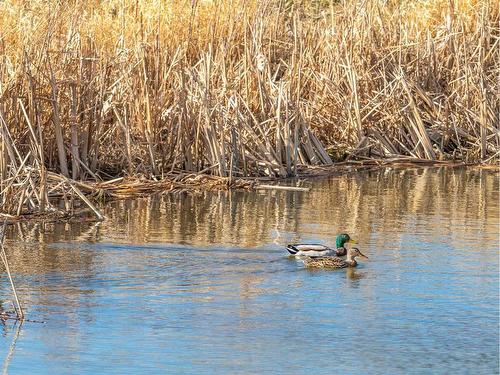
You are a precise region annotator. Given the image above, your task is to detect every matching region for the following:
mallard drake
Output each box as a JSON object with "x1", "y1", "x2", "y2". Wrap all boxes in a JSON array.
[
  {"x1": 286, "y1": 233, "x2": 356, "y2": 257},
  {"x1": 301, "y1": 247, "x2": 368, "y2": 269}
]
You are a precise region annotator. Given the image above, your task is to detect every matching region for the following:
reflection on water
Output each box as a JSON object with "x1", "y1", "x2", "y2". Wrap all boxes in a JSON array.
[
  {"x1": 1, "y1": 321, "x2": 21, "y2": 375},
  {"x1": 0, "y1": 167, "x2": 498, "y2": 374}
]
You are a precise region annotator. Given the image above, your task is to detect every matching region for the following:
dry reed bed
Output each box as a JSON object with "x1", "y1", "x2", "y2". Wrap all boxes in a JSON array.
[
  {"x1": 0, "y1": 167, "x2": 253, "y2": 221},
  {"x1": 0, "y1": 0, "x2": 499, "y2": 219}
]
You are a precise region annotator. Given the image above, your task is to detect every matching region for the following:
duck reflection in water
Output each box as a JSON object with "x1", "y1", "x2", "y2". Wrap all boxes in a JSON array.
[{"x1": 346, "y1": 267, "x2": 365, "y2": 281}]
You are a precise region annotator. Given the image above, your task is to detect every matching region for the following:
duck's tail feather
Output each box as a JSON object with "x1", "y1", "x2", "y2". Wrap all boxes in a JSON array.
[{"x1": 286, "y1": 245, "x2": 299, "y2": 255}]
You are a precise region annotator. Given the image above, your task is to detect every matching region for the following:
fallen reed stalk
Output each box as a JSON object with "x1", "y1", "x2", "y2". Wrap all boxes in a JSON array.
[
  {"x1": 257, "y1": 184, "x2": 310, "y2": 192},
  {"x1": 0, "y1": 221, "x2": 24, "y2": 321}
]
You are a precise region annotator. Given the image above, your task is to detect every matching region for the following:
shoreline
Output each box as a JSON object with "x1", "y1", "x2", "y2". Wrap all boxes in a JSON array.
[{"x1": 1, "y1": 159, "x2": 497, "y2": 224}]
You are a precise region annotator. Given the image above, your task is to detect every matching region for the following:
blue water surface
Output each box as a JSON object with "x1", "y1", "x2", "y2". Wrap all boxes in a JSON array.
[{"x1": 1, "y1": 167, "x2": 498, "y2": 374}]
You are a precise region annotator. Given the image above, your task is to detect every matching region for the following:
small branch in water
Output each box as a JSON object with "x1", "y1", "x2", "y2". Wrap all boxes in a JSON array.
[
  {"x1": 67, "y1": 182, "x2": 105, "y2": 221},
  {"x1": 256, "y1": 184, "x2": 310, "y2": 192},
  {"x1": 0, "y1": 220, "x2": 24, "y2": 321}
]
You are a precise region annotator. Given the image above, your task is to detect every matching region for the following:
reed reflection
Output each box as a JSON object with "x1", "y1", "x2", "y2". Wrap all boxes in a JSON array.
[{"x1": 2, "y1": 321, "x2": 21, "y2": 373}]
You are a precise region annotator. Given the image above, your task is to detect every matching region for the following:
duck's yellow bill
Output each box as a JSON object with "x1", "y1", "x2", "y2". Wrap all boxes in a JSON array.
[{"x1": 347, "y1": 239, "x2": 357, "y2": 244}]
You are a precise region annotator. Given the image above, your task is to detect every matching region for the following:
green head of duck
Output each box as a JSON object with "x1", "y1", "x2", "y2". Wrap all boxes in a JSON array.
[{"x1": 336, "y1": 233, "x2": 357, "y2": 249}]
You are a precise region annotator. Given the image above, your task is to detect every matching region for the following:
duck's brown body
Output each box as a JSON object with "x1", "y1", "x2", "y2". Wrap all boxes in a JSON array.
[
  {"x1": 301, "y1": 247, "x2": 368, "y2": 269},
  {"x1": 302, "y1": 256, "x2": 356, "y2": 269}
]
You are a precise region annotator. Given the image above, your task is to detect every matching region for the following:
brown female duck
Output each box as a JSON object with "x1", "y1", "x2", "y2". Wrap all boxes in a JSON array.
[{"x1": 301, "y1": 247, "x2": 368, "y2": 269}]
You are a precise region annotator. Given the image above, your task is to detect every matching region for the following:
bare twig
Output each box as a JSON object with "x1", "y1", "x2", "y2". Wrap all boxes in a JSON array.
[{"x1": 0, "y1": 220, "x2": 24, "y2": 320}]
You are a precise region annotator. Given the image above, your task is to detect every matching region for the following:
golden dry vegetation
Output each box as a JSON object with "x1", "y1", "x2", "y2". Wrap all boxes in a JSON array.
[{"x1": 0, "y1": 0, "x2": 499, "y2": 217}]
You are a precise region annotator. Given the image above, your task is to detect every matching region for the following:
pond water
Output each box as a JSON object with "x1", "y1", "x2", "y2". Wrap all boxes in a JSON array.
[{"x1": 0, "y1": 167, "x2": 499, "y2": 374}]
